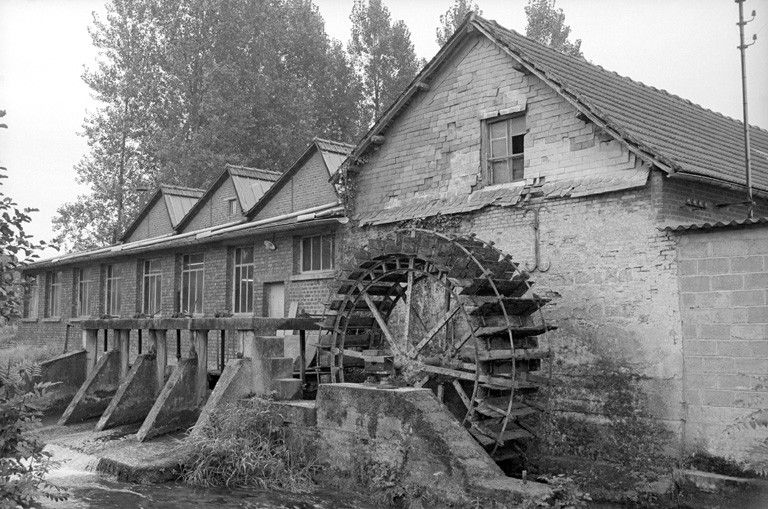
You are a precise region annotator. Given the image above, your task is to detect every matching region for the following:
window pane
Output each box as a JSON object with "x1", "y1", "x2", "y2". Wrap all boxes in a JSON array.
[
  {"x1": 191, "y1": 253, "x2": 204, "y2": 265},
  {"x1": 512, "y1": 157, "x2": 524, "y2": 181},
  {"x1": 302, "y1": 238, "x2": 311, "y2": 271},
  {"x1": 242, "y1": 247, "x2": 253, "y2": 264},
  {"x1": 490, "y1": 138, "x2": 507, "y2": 158},
  {"x1": 512, "y1": 134, "x2": 524, "y2": 155},
  {"x1": 322, "y1": 235, "x2": 333, "y2": 270},
  {"x1": 234, "y1": 266, "x2": 242, "y2": 313},
  {"x1": 490, "y1": 121, "x2": 506, "y2": 140},
  {"x1": 235, "y1": 248, "x2": 241, "y2": 265},
  {"x1": 195, "y1": 272, "x2": 204, "y2": 313},
  {"x1": 311, "y1": 236, "x2": 321, "y2": 271},
  {"x1": 492, "y1": 160, "x2": 510, "y2": 184},
  {"x1": 245, "y1": 267, "x2": 253, "y2": 313}
]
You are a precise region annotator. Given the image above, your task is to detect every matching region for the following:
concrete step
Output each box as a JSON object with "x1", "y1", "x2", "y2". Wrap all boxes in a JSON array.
[
  {"x1": 267, "y1": 400, "x2": 317, "y2": 426},
  {"x1": 269, "y1": 357, "x2": 294, "y2": 379},
  {"x1": 273, "y1": 378, "x2": 302, "y2": 400}
]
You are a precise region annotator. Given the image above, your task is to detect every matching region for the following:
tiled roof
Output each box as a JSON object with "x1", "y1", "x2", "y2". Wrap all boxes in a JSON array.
[
  {"x1": 314, "y1": 138, "x2": 354, "y2": 155},
  {"x1": 472, "y1": 16, "x2": 768, "y2": 191},
  {"x1": 662, "y1": 216, "x2": 768, "y2": 232},
  {"x1": 159, "y1": 184, "x2": 205, "y2": 198},
  {"x1": 226, "y1": 164, "x2": 282, "y2": 182}
]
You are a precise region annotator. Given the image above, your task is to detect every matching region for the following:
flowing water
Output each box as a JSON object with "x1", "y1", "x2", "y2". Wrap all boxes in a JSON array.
[{"x1": 42, "y1": 445, "x2": 372, "y2": 509}]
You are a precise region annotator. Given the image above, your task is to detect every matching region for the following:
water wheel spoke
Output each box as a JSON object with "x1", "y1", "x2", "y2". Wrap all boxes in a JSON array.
[
  {"x1": 452, "y1": 379, "x2": 472, "y2": 410},
  {"x1": 402, "y1": 258, "x2": 415, "y2": 350},
  {"x1": 414, "y1": 375, "x2": 431, "y2": 388},
  {"x1": 360, "y1": 285, "x2": 401, "y2": 355},
  {"x1": 410, "y1": 305, "x2": 461, "y2": 357}
]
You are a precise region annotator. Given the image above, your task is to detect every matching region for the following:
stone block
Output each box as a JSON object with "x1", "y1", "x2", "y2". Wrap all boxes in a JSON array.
[
  {"x1": 711, "y1": 275, "x2": 743, "y2": 291},
  {"x1": 731, "y1": 290, "x2": 765, "y2": 307},
  {"x1": 136, "y1": 355, "x2": 201, "y2": 442},
  {"x1": 730, "y1": 256, "x2": 764, "y2": 273},
  {"x1": 269, "y1": 357, "x2": 294, "y2": 379},
  {"x1": 58, "y1": 349, "x2": 121, "y2": 425},
  {"x1": 267, "y1": 399, "x2": 317, "y2": 426},
  {"x1": 314, "y1": 384, "x2": 552, "y2": 504},
  {"x1": 680, "y1": 276, "x2": 710, "y2": 292},
  {"x1": 746, "y1": 306, "x2": 768, "y2": 323},
  {"x1": 697, "y1": 258, "x2": 730, "y2": 275},
  {"x1": 272, "y1": 378, "x2": 302, "y2": 400},
  {"x1": 96, "y1": 353, "x2": 159, "y2": 431}
]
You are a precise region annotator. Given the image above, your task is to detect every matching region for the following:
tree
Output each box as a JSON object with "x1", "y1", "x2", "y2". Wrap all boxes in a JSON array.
[
  {"x1": 0, "y1": 110, "x2": 50, "y2": 321},
  {"x1": 435, "y1": 0, "x2": 482, "y2": 46},
  {"x1": 54, "y1": 0, "x2": 365, "y2": 251},
  {"x1": 349, "y1": 0, "x2": 420, "y2": 123},
  {"x1": 524, "y1": 0, "x2": 582, "y2": 58}
]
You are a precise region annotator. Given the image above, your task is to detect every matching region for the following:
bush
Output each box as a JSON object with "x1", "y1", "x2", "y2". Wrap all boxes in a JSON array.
[
  {"x1": 181, "y1": 400, "x2": 317, "y2": 492},
  {"x1": 0, "y1": 363, "x2": 66, "y2": 508}
]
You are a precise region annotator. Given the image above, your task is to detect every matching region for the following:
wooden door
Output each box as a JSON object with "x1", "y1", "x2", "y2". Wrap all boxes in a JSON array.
[{"x1": 264, "y1": 282, "x2": 285, "y2": 318}]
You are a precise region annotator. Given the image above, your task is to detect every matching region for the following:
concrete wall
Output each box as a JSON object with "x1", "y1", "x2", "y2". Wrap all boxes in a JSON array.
[{"x1": 675, "y1": 224, "x2": 768, "y2": 460}]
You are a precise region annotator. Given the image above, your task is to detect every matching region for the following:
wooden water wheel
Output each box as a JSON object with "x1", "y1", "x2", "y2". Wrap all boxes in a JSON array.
[{"x1": 315, "y1": 228, "x2": 554, "y2": 463}]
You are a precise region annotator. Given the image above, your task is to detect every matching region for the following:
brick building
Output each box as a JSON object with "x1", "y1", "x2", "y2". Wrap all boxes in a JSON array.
[
  {"x1": 333, "y1": 15, "x2": 768, "y2": 460},
  {"x1": 16, "y1": 13, "x2": 768, "y2": 463},
  {"x1": 19, "y1": 138, "x2": 352, "y2": 364}
]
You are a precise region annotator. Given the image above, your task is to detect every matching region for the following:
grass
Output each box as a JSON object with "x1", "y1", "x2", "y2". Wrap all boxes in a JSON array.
[
  {"x1": 0, "y1": 339, "x2": 61, "y2": 372},
  {"x1": 181, "y1": 399, "x2": 318, "y2": 493}
]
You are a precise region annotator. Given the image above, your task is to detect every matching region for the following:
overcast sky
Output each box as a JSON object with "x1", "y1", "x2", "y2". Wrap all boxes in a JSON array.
[{"x1": 1, "y1": 0, "x2": 767, "y2": 248}]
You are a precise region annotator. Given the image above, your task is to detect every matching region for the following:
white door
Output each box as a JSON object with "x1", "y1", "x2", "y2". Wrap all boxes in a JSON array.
[{"x1": 265, "y1": 282, "x2": 285, "y2": 318}]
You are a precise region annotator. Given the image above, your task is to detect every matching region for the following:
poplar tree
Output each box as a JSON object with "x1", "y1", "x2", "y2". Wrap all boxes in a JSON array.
[
  {"x1": 435, "y1": 0, "x2": 482, "y2": 46},
  {"x1": 524, "y1": 0, "x2": 583, "y2": 58},
  {"x1": 349, "y1": 0, "x2": 419, "y2": 123},
  {"x1": 54, "y1": 0, "x2": 364, "y2": 251}
]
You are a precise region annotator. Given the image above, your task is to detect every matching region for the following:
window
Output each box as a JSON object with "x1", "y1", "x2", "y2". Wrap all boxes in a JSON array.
[
  {"x1": 301, "y1": 234, "x2": 334, "y2": 272},
  {"x1": 75, "y1": 268, "x2": 92, "y2": 317},
  {"x1": 45, "y1": 271, "x2": 62, "y2": 317},
  {"x1": 105, "y1": 265, "x2": 122, "y2": 316},
  {"x1": 23, "y1": 275, "x2": 40, "y2": 319},
  {"x1": 227, "y1": 197, "x2": 238, "y2": 216},
  {"x1": 486, "y1": 115, "x2": 526, "y2": 184},
  {"x1": 181, "y1": 253, "x2": 204, "y2": 314},
  {"x1": 142, "y1": 259, "x2": 162, "y2": 316},
  {"x1": 233, "y1": 247, "x2": 254, "y2": 314}
]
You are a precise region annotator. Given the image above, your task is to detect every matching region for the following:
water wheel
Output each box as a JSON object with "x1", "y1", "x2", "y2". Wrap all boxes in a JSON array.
[{"x1": 315, "y1": 228, "x2": 553, "y2": 463}]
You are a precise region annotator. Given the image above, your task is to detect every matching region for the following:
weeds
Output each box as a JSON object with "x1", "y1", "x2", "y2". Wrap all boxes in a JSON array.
[{"x1": 181, "y1": 400, "x2": 318, "y2": 492}]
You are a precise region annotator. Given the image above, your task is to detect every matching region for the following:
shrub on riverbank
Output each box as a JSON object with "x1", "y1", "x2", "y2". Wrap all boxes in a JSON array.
[
  {"x1": 181, "y1": 400, "x2": 317, "y2": 492},
  {"x1": 0, "y1": 341, "x2": 61, "y2": 370}
]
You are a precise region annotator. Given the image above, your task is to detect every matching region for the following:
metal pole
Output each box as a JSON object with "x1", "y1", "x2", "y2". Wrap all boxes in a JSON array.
[{"x1": 736, "y1": 0, "x2": 755, "y2": 218}]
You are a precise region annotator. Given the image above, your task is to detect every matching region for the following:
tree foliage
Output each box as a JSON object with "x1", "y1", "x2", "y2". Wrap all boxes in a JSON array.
[
  {"x1": 435, "y1": 0, "x2": 482, "y2": 46},
  {"x1": 524, "y1": 0, "x2": 583, "y2": 58},
  {"x1": 0, "y1": 363, "x2": 67, "y2": 507},
  {"x1": 54, "y1": 0, "x2": 365, "y2": 251},
  {"x1": 349, "y1": 0, "x2": 420, "y2": 123},
  {"x1": 0, "y1": 110, "x2": 51, "y2": 322}
]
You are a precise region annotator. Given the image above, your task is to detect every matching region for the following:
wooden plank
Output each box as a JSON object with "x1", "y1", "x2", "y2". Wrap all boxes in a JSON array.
[
  {"x1": 411, "y1": 305, "x2": 460, "y2": 356},
  {"x1": 360, "y1": 285, "x2": 401, "y2": 355}
]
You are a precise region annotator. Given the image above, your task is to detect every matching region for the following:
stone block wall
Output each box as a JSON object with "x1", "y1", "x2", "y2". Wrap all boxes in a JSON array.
[{"x1": 675, "y1": 223, "x2": 768, "y2": 460}]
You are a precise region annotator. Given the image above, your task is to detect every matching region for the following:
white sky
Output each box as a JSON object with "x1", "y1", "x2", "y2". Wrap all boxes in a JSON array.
[{"x1": 1, "y1": 0, "x2": 767, "y2": 249}]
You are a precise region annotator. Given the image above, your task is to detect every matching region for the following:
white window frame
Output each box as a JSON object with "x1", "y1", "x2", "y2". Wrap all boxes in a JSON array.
[
  {"x1": 76, "y1": 268, "x2": 92, "y2": 317},
  {"x1": 300, "y1": 234, "x2": 335, "y2": 273},
  {"x1": 105, "y1": 265, "x2": 122, "y2": 316},
  {"x1": 181, "y1": 253, "x2": 204, "y2": 315},
  {"x1": 45, "y1": 271, "x2": 62, "y2": 318},
  {"x1": 142, "y1": 259, "x2": 162, "y2": 316},
  {"x1": 232, "y1": 247, "x2": 254, "y2": 314},
  {"x1": 226, "y1": 197, "x2": 238, "y2": 216},
  {"x1": 23, "y1": 275, "x2": 40, "y2": 319},
  {"x1": 485, "y1": 114, "x2": 526, "y2": 185}
]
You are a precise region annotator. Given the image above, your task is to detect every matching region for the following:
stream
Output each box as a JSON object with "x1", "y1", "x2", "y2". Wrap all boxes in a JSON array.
[{"x1": 42, "y1": 445, "x2": 373, "y2": 509}]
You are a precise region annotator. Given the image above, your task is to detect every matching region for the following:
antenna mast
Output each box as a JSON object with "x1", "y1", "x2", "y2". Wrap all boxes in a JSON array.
[{"x1": 735, "y1": 0, "x2": 757, "y2": 218}]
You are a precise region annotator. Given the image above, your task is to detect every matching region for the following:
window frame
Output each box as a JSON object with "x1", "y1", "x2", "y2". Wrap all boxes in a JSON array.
[
  {"x1": 181, "y1": 253, "x2": 205, "y2": 315},
  {"x1": 300, "y1": 233, "x2": 335, "y2": 273},
  {"x1": 482, "y1": 113, "x2": 527, "y2": 186},
  {"x1": 232, "y1": 246, "x2": 254, "y2": 315},
  {"x1": 105, "y1": 264, "x2": 122, "y2": 317},
  {"x1": 75, "y1": 268, "x2": 92, "y2": 317},
  {"x1": 226, "y1": 197, "x2": 238, "y2": 216},
  {"x1": 23, "y1": 275, "x2": 40, "y2": 319},
  {"x1": 142, "y1": 259, "x2": 163, "y2": 316},
  {"x1": 45, "y1": 271, "x2": 62, "y2": 318}
]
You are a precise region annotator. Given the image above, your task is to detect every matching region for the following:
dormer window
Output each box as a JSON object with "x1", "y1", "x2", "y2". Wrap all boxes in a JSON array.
[
  {"x1": 485, "y1": 114, "x2": 526, "y2": 184},
  {"x1": 227, "y1": 197, "x2": 238, "y2": 216}
]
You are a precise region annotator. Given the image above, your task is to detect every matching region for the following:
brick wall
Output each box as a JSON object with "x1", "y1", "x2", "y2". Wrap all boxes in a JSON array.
[
  {"x1": 125, "y1": 197, "x2": 174, "y2": 243},
  {"x1": 352, "y1": 35, "x2": 644, "y2": 217},
  {"x1": 184, "y1": 176, "x2": 240, "y2": 232},
  {"x1": 256, "y1": 149, "x2": 340, "y2": 220},
  {"x1": 676, "y1": 224, "x2": 768, "y2": 460}
]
